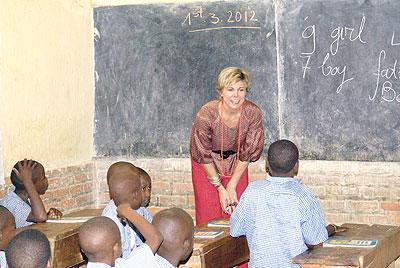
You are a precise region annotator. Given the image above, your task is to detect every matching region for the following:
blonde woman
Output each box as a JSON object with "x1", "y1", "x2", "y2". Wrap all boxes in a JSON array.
[{"x1": 190, "y1": 67, "x2": 264, "y2": 225}]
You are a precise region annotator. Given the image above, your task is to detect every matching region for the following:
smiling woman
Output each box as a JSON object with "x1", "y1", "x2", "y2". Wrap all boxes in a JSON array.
[{"x1": 190, "y1": 67, "x2": 265, "y2": 226}]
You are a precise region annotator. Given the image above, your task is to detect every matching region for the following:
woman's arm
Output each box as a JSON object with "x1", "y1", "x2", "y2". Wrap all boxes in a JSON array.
[
  {"x1": 226, "y1": 160, "x2": 249, "y2": 207},
  {"x1": 201, "y1": 163, "x2": 231, "y2": 214}
]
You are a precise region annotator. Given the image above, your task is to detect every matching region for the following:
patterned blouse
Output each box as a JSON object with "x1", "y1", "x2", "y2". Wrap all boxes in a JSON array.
[{"x1": 190, "y1": 99, "x2": 264, "y2": 175}]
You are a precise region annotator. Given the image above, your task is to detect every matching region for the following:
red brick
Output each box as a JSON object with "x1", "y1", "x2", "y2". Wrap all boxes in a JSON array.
[
  {"x1": 381, "y1": 202, "x2": 400, "y2": 211},
  {"x1": 152, "y1": 181, "x2": 172, "y2": 194},
  {"x1": 171, "y1": 182, "x2": 194, "y2": 195},
  {"x1": 157, "y1": 194, "x2": 187, "y2": 207},
  {"x1": 346, "y1": 200, "x2": 379, "y2": 213}
]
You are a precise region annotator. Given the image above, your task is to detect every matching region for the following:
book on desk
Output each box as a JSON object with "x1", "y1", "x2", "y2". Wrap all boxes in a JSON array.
[
  {"x1": 194, "y1": 230, "x2": 224, "y2": 239},
  {"x1": 46, "y1": 216, "x2": 93, "y2": 223},
  {"x1": 207, "y1": 219, "x2": 230, "y2": 228},
  {"x1": 323, "y1": 238, "x2": 378, "y2": 248}
]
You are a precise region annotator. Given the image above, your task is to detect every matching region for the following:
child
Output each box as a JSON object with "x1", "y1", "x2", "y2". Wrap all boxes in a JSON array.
[
  {"x1": 102, "y1": 168, "x2": 144, "y2": 258},
  {"x1": 5, "y1": 229, "x2": 52, "y2": 268},
  {"x1": 105, "y1": 162, "x2": 153, "y2": 247},
  {"x1": 0, "y1": 159, "x2": 62, "y2": 228},
  {"x1": 152, "y1": 208, "x2": 194, "y2": 267},
  {"x1": 138, "y1": 167, "x2": 152, "y2": 208},
  {"x1": 79, "y1": 205, "x2": 162, "y2": 268},
  {"x1": 0, "y1": 206, "x2": 15, "y2": 268},
  {"x1": 230, "y1": 140, "x2": 345, "y2": 268}
]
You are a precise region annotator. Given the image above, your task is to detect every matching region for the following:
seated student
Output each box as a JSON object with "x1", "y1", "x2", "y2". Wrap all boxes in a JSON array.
[
  {"x1": 5, "y1": 229, "x2": 52, "y2": 268},
  {"x1": 106, "y1": 162, "x2": 152, "y2": 222},
  {"x1": 0, "y1": 206, "x2": 16, "y2": 268},
  {"x1": 105, "y1": 162, "x2": 153, "y2": 248},
  {"x1": 230, "y1": 140, "x2": 345, "y2": 268},
  {"x1": 79, "y1": 205, "x2": 162, "y2": 268},
  {"x1": 0, "y1": 159, "x2": 62, "y2": 228},
  {"x1": 102, "y1": 168, "x2": 144, "y2": 259},
  {"x1": 131, "y1": 167, "x2": 154, "y2": 247},
  {"x1": 152, "y1": 208, "x2": 194, "y2": 268}
]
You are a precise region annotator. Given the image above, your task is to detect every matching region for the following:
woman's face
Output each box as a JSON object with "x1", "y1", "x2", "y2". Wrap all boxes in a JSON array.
[{"x1": 220, "y1": 80, "x2": 247, "y2": 111}]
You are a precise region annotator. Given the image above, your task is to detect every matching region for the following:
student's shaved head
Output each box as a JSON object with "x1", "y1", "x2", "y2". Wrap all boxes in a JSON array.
[
  {"x1": 106, "y1": 161, "x2": 139, "y2": 184},
  {"x1": 109, "y1": 170, "x2": 142, "y2": 208},
  {"x1": 267, "y1": 139, "x2": 299, "y2": 174},
  {"x1": 79, "y1": 216, "x2": 121, "y2": 263},
  {"x1": 153, "y1": 208, "x2": 195, "y2": 264},
  {"x1": 6, "y1": 229, "x2": 51, "y2": 268}
]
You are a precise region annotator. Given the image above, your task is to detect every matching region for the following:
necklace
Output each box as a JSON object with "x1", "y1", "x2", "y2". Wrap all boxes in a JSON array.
[{"x1": 219, "y1": 100, "x2": 243, "y2": 176}]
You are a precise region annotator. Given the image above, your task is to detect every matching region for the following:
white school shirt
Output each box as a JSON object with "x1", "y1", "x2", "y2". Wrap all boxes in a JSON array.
[
  {"x1": 102, "y1": 200, "x2": 136, "y2": 259},
  {"x1": 86, "y1": 262, "x2": 112, "y2": 268},
  {"x1": 114, "y1": 244, "x2": 159, "y2": 268},
  {"x1": 0, "y1": 251, "x2": 6, "y2": 268},
  {"x1": 0, "y1": 188, "x2": 33, "y2": 228},
  {"x1": 133, "y1": 207, "x2": 153, "y2": 246}
]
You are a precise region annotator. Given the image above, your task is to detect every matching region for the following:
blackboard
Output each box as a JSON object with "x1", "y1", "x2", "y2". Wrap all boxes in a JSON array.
[
  {"x1": 94, "y1": 0, "x2": 400, "y2": 161},
  {"x1": 94, "y1": 1, "x2": 278, "y2": 157},
  {"x1": 277, "y1": 0, "x2": 400, "y2": 161}
]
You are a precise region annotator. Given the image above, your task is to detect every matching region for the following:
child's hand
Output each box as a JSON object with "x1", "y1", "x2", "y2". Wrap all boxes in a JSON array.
[
  {"x1": 47, "y1": 208, "x2": 63, "y2": 219},
  {"x1": 335, "y1": 226, "x2": 348, "y2": 234},
  {"x1": 117, "y1": 203, "x2": 132, "y2": 218},
  {"x1": 13, "y1": 159, "x2": 37, "y2": 185}
]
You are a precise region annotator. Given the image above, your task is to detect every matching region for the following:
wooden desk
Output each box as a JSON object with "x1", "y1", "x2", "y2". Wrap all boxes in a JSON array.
[
  {"x1": 293, "y1": 223, "x2": 400, "y2": 268},
  {"x1": 182, "y1": 221, "x2": 249, "y2": 268},
  {"x1": 19, "y1": 208, "x2": 103, "y2": 268}
]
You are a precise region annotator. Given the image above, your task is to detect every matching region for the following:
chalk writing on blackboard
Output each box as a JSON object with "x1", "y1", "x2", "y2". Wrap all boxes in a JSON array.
[
  {"x1": 371, "y1": 50, "x2": 400, "y2": 102},
  {"x1": 300, "y1": 16, "x2": 366, "y2": 94},
  {"x1": 182, "y1": 5, "x2": 261, "y2": 33},
  {"x1": 299, "y1": 14, "x2": 400, "y2": 103}
]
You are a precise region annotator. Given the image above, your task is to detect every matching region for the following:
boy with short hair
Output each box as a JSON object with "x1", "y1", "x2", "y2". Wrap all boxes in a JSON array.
[
  {"x1": 5, "y1": 229, "x2": 52, "y2": 268},
  {"x1": 102, "y1": 167, "x2": 144, "y2": 258},
  {"x1": 138, "y1": 167, "x2": 152, "y2": 208},
  {"x1": 230, "y1": 140, "x2": 344, "y2": 268},
  {"x1": 152, "y1": 208, "x2": 194, "y2": 268},
  {"x1": 0, "y1": 159, "x2": 62, "y2": 228},
  {"x1": 79, "y1": 205, "x2": 163, "y2": 268},
  {"x1": 0, "y1": 206, "x2": 15, "y2": 268}
]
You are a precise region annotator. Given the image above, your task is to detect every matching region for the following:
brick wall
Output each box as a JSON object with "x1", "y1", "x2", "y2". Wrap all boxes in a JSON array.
[
  {"x1": 93, "y1": 158, "x2": 400, "y2": 226},
  {"x1": 0, "y1": 162, "x2": 96, "y2": 215}
]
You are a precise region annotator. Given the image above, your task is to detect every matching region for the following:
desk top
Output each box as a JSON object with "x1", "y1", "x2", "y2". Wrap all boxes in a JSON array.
[
  {"x1": 18, "y1": 208, "x2": 103, "y2": 268},
  {"x1": 293, "y1": 223, "x2": 400, "y2": 268},
  {"x1": 189, "y1": 221, "x2": 249, "y2": 267}
]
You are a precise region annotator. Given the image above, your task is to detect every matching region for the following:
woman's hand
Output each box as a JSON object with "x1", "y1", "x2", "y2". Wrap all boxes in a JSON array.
[
  {"x1": 217, "y1": 186, "x2": 233, "y2": 214},
  {"x1": 226, "y1": 182, "x2": 238, "y2": 207}
]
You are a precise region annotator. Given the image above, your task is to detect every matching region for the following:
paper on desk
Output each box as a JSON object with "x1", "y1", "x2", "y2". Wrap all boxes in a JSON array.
[{"x1": 46, "y1": 216, "x2": 93, "y2": 223}]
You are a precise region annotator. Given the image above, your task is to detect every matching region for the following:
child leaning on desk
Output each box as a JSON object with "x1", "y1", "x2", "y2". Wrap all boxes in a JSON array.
[
  {"x1": 230, "y1": 139, "x2": 346, "y2": 268},
  {"x1": 0, "y1": 159, "x2": 62, "y2": 228}
]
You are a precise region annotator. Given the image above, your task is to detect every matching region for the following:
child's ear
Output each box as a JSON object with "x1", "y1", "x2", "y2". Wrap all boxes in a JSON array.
[
  {"x1": 112, "y1": 241, "x2": 122, "y2": 259},
  {"x1": 183, "y1": 238, "x2": 191, "y2": 252}
]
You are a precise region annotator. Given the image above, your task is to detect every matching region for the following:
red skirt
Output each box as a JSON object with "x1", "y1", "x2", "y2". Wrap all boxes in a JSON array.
[{"x1": 191, "y1": 159, "x2": 249, "y2": 225}]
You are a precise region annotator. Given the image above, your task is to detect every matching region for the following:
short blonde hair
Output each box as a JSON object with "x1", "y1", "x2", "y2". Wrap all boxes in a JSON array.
[{"x1": 216, "y1": 67, "x2": 251, "y2": 95}]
